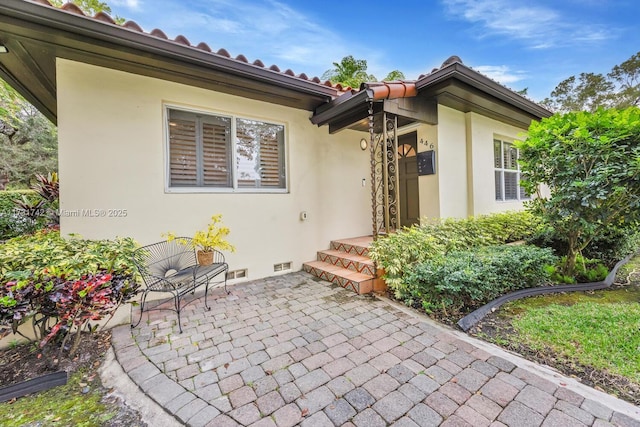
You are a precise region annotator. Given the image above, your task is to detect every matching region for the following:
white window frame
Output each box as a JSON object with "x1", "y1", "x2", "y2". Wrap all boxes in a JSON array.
[
  {"x1": 494, "y1": 137, "x2": 529, "y2": 202},
  {"x1": 164, "y1": 105, "x2": 288, "y2": 193}
]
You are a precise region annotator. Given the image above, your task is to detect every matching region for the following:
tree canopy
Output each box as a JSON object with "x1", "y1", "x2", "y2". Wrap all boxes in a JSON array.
[
  {"x1": 49, "y1": 0, "x2": 125, "y2": 23},
  {"x1": 1, "y1": 0, "x2": 121, "y2": 187},
  {"x1": 0, "y1": 81, "x2": 57, "y2": 188},
  {"x1": 517, "y1": 107, "x2": 640, "y2": 275},
  {"x1": 321, "y1": 55, "x2": 405, "y2": 88},
  {"x1": 542, "y1": 51, "x2": 640, "y2": 113}
]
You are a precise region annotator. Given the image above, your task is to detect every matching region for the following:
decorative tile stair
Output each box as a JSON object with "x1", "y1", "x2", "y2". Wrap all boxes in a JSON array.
[{"x1": 302, "y1": 236, "x2": 385, "y2": 294}]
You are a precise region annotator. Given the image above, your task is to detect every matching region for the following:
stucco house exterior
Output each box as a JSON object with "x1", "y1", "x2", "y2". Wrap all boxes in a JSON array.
[{"x1": 0, "y1": 0, "x2": 552, "y2": 292}]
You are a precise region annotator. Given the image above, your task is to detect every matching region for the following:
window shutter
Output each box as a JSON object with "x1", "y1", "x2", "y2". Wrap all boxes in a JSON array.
[
  {"x1": 202, "y1": 118, "x2": 231, "y2": 187},
  {"x1": 493, "y1": 140, "x2": 502, "y2": 168},
  {"x1": 259, "y1": 128, "x2": 284, "y2": 188},
  {"x1": 169, "y1": 116, "x2": 197, "y2": 186},
  {"x1": 504, "y1": 171, "x2": 518, "y2": 200},
  {"x1": 503, "y1": 143, "x2": 518, "y2": 170},
  {"x1": 167, "y1": 109, "x2": 286, "y2": 191},
  {"x1": 236, "y1": 119, "x2": 285, "y2": 189},
  {"x1": 495, "y1": 170, "x2": 503, "y2": 201}
]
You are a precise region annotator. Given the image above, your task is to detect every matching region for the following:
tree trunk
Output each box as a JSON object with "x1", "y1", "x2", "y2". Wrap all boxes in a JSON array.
[{"x1": 565, "y1": 233, "x2": 579, "y2": 277}]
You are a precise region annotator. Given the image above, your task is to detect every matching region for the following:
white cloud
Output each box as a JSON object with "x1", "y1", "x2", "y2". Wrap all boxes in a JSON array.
[
  {"x1": 110, "y1": 0, "x2": 141, "y2": 9},
  {"x1": 441, "y1": 0, "x2": 614, "y2": 48},
  {"x1": 131, "y1": 0, "x2": 350, "y2": 78},
  {"x1": 473, "y1": 65, "x2": 527, "y2": 85}
]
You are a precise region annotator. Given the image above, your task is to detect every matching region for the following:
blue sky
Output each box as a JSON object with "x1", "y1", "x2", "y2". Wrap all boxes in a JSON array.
[{"x1": 107, "y1": 0, "x2": 640, "y2": 102}]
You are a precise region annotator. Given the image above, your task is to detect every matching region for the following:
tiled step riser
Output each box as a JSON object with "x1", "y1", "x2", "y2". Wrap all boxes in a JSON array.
[
  {"x1": 317, "y1": 252, "x2": 376, "y2": 276},
  {"x1": 330, "y1": 241, "x2": 369, "y2": 257},
  {"x1": 302, "y1": 264, "x2": 371, "y2": 294}
]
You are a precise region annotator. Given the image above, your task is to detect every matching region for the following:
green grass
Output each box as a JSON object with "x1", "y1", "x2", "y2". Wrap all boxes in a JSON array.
[
  {"x1": 0, "y1": 369, "x2": 117, "y2": 427},
  {"x1": 509, "y1": 300, "x2": 640, "y2": 382}
]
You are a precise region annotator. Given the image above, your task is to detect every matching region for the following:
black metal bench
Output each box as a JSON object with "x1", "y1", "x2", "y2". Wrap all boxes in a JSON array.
[{"x1": 131, "y1": 238, "x2": 228, "y2": 332}]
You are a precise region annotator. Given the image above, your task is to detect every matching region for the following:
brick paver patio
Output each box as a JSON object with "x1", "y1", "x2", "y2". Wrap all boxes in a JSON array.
[{"x1": 111, "y1": 272, "x2": 640, "y2": 427}]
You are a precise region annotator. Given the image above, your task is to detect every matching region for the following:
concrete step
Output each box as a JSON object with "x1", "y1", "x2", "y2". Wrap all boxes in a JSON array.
[
  {"x1": 329, "y1": 236, "x2": 373, "y2": 257},
  {"x1": 317, "y1": 249, "x2": 376, "y2": 276},
  {"x1": 302, "y1": 260, "x2": 376, "y2": 294}
]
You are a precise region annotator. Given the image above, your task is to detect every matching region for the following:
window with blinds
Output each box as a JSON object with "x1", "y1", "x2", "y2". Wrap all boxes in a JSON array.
[
  {"x1": 236, "y1": 119, "x2": 285, "y2": 189},
  {"x1": 493, "y1": 138, "x2": 529, "y2": 201},
  {"x1": 167, "y1": 108, "x2": 286, "y2": 191}
]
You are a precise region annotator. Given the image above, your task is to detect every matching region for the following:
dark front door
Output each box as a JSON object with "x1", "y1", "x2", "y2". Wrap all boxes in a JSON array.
[{"x1": 398, "y1": 132, "x2": 420, "y2": 227}]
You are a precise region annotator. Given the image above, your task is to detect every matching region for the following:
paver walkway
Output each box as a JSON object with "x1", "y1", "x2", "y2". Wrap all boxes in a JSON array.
[{"x1": 111, "y1": 272, "x2": 640, "y2": 427}]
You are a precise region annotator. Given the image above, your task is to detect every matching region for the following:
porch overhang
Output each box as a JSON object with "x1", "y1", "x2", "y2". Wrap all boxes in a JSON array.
[
  {"x1": 415, "y1": 61, "x2": 552, "y2": 128},
  {"x1": 310, "y1": 59, "x2": 552, "y2": 134},
  {"x1": 311, "y1": 83, "x2": 438, "y2": 134}
]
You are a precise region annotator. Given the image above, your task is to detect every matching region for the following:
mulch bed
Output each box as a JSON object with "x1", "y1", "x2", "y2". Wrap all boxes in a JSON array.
[{"x1": 0, "y1": 330, "x2": 146, "y2": 426}]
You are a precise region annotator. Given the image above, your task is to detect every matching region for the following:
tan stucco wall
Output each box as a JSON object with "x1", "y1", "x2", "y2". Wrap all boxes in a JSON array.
[
  {"x1": 412, "y1": 106, "x2": 530, "y2": 221},
  {"x1": 465, "y1": 112, "x2": 529, "y2": 215},
  {"x1": 56, "y1": 59, "x2": 370, "y2": 281},
  {"x1": 435, "y1": 106, "x2": 469, "y2": 218}
]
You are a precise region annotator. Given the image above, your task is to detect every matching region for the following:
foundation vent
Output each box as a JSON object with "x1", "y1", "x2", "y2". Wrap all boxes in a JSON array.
[
  {"x1": 227, "y1": 269, "x2": 247, "y2": 280},
  {"x1": 274, "y1": 262, "x2": 292, "y2": 272}
]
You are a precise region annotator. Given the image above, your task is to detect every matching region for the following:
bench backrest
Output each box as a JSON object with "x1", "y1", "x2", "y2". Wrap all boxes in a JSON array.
[{"x1": 133, "y1": 238, "x2": 196, "y2": 284}]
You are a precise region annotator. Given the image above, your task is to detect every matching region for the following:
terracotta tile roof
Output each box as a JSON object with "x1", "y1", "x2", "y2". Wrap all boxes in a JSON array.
[
  {"x1": 30, "y1": 0, "x2": 348, "y2": 92},
  {"x1": 366, "y1": 81, "x2": 417, "y2": 100},
  {"x1": 417, "y1": 55, "x2": 544, "y2": 106},
  {"x1": 27, "y1": 3, "x2": 541, "y2": 108}
]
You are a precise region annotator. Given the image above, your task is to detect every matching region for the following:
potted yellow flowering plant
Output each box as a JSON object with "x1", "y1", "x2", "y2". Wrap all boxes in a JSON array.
[{"x1": 165, "y1": 214, "x2": 235, "y2": 265}]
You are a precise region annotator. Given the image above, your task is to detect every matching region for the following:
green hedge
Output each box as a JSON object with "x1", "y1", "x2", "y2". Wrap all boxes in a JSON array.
[
  {"x1": 1, "y1": 229, "x2": 139, "y2": 281},
  {"x1": 405, "y1": 245, "x2": 557, "y2": 315},
  {"x1": 1, "y1": 230, "x2": 140, "y2": 355},
  {"x1": 369, "y1": 211, "x2": 544, "y2": 297}
]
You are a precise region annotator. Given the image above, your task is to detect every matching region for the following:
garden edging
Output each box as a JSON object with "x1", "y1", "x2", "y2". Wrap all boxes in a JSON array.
[{"x1": 457, "y1": 254, "x2": 633, "y2": 331}]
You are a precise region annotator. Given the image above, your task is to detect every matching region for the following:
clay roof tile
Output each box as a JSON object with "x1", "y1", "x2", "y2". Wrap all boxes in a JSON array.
[
  {"x1": 122, "y1": 20, "x2": 143, "y2": 32},
  {"x1": 93, "y1": 11, "x2": 115, "y2": 24},
  {"x1": 283, "y1": 69, "x2": 295, "y2": 76},
  {"x1": 149, "y1": 28, "x2": 168, "y2": 39},
  {"x1": 252, "y1": 59, "x2": 265, "y2": 67},
  {"x1": 196, "y1": 42, "x2": 212, "y2": 52},
  {"x1": 61, "y1": 3, "x2": 85, "y2": 15},
  {"x1": 298, "y1": 73, "x2": 308, "y2": 80},
  {"x1": 216, "y1": 48, "x2": 231, "y2": 58},
  {"x1": 367, "y1": 82, "x2": 417, "y2": 100},
  {"x1": 235, "y1": 54, "x2": 248, "y2": 63},
  {"x1": 174, "y1": 35, "x2": 190, "y2": 45},
  {"x1": 269, "y1": 65, "x2": 281, "y2": 72}
]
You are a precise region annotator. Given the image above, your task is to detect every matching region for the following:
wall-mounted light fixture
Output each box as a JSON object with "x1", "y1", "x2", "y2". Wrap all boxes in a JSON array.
[
  {"x1": 0, "y1": 45, "x2": 8, "y2": 54},
  {"x1": 359, "y1": 138, "x2": 368, "y2": 151}
]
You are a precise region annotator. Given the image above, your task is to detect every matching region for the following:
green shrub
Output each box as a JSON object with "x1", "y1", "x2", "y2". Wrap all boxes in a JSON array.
[
  {"x1": 0, "y1": 230, "x2": 141, "y2": 356},
  {"x1": 527, "y1": 225, "x2": 640, "y2": 267},
  {"x1": 0, "y1": 229, "x2": 139, "y2": 280},
  {"x1": 546, "y1": 255, "x2": 609, "y2": 284},
  {"x1": 404, "y1": 245, "x2": 557, "y2": 315},
  {"x1": 0, "y1": 190, "x2": 52, "y2": 240},
  {"x1": 369, "y1": 211, "x2": 543, "y2": 297}
]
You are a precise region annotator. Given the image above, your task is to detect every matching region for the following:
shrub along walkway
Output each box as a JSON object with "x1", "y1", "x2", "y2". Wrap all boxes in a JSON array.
[{"x1": 111, "y1": 272, "x2": 640, "y2": 427}]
